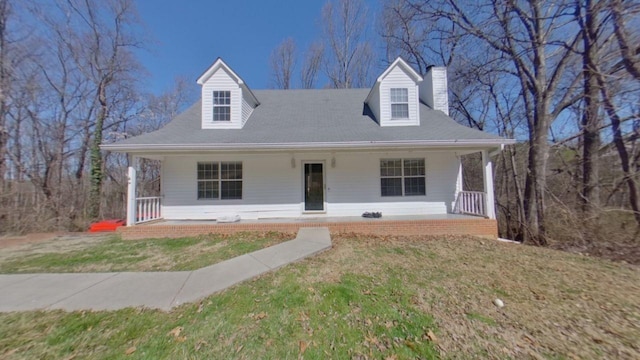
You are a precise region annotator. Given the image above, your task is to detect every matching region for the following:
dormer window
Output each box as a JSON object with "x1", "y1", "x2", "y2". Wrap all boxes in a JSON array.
[
  {"x1": 390, "y1": 88, "x2": 409, "y2": 119},
  {"x1": 213, "y1": 91, "x2": 231, "y2": 121}
]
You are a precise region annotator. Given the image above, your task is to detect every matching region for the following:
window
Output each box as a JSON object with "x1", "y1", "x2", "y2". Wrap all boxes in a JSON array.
[
  {"x1": 390, "y1": 88, "x2": 409, "y2": 119},
  {"x1": 197, "y1": 162, "x2": 242, "y2": 200},
  {"x1": 380, "y1": 158, "x2": 425, "y2": 196},
  {"x1": 213, "y1": 91, "x2": 231, "y2": 121}
]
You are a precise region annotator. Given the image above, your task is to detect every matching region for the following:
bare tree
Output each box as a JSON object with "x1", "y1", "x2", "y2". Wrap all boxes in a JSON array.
[
  {"x1": 0, "y1": 0, "x2": 10, "y2": 193},
  {"x1": 321, "y1": 0, "x2": 373, "y2": 88},
  {"x1": 609, "y1": 0, "x2": 640, "y2": 81},
  {"x1": 58, "y1": 0, "x2": 143, "y2": 220},
  {"x1": 416, "y1": 0, "x2": 584, "y2": 245},
  {"x1": 269, "y1": 38, "x2": 296, "y2": 89},
  {"x1": 300, "y1": 42, "x2": 323, "y2": 89}
]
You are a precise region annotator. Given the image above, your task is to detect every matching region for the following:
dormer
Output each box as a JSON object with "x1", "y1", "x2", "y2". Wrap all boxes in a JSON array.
[
  {"x1": 366, "y1": 57, "x2": 450, "y2": 126},
  {"x1": 366, "y1": 57, "x2": 423, "y2": 127},
  {"x1": 196, "y1": 58, "x2": 259, "y2": 129}
]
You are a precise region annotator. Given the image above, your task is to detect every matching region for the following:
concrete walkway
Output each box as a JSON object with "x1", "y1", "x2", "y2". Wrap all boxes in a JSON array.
[{"x1": 0, "y1": 227, "x2": 331, "y2": 312}]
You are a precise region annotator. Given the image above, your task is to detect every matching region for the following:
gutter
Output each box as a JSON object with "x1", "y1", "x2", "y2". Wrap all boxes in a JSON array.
[{"x1": 101, "y1": 139, "x2": 517, "y2": 153}]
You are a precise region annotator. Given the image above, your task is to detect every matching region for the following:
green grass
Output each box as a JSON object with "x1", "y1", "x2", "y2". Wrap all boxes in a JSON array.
[
  {"x1": 1, "y1": 235, "x2": 638, "y2": 359},
  {"x1": 0, "y1": 271, "x2": 438, "y2": 359},
  {"x1": 0, "y1": 232, "x2": 291, "y2": 273}
]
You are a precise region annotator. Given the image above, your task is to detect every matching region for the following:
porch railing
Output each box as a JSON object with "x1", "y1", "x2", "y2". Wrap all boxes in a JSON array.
[
  {"x1": 455, "y1": 191, "x2": 487, "y2": 217},
  {"x1": 136, "y1": 196, "x2": 162, "y2": 224}
]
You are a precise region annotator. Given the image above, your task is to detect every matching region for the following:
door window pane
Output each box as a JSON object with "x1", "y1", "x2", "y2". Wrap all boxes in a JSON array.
[{"x1": 304, "y1": 163, "x2": 324, "y2": 211}]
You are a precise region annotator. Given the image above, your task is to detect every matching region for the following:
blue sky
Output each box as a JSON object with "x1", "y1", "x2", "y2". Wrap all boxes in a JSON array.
[{"x1": 135, "y1": 0, "x2": 361, "y2": 95}]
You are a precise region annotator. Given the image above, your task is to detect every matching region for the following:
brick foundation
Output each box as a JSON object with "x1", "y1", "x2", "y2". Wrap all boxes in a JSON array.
[{"x1": 117, "y1": 218, "x2": 498, "y2": 240}]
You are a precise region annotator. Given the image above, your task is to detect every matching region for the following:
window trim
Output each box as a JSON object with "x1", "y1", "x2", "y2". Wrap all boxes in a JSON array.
[
  {"x1": 212, "y1": 90, "x2": 231, "y2": 122},
  {"x1": 390, "y1": 88, "x2": 409, "y2": 119},
  {"x1": 197, "y1": 161, "x2": 243, "y2": 200},
  {"x1": 380, "y1": 158, "x2": 426, "y2": 197}
]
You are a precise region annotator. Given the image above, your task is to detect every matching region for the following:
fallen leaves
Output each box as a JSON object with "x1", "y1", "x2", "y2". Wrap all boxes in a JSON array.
[
  {"x1": 167, "y1": 326, "x2": 184, "y2": 337},
  {"x1": 168, "y1": 326, "x2": 187, "y2": 342},
  {"x1": 425, "y1": 330, "x2": 438, "y2": 343},
  {"x1": 251, "y1": 312, "x2": 268, "y2": 321},
  {"x1": 299, "y1": 340, "x2": 308, "y2": 355},
  {"x1": 168, "y1": 326, "x2": 183, "y2": 338},
  {"x1": 194, "y1": 340, "x2": 208, "y2": 351}
]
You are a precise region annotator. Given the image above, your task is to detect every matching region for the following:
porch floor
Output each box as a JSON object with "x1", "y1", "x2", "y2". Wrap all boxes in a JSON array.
[{"x1": 150, "y1": 213, "x2": 479, "y2": 226}]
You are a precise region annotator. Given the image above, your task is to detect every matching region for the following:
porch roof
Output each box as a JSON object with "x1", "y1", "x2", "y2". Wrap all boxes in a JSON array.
[{"x1": 102, "y1": 89, "x2": 514, "y2": 153}]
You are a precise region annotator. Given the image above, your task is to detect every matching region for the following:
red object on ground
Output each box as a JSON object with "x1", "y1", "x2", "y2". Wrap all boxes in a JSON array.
[{"x1": 89, "y1": 219, "x2": 126, "y2": 232}]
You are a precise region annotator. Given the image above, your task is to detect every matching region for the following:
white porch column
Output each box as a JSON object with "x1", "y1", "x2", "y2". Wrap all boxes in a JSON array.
[
  {"x1": 482, "y1": 149, "x2": 496, "y2": 219},
  {"x1": 454, "y1": 156, "x2": 463, "y2": 212},
  {"x1": 126, "y1": 156, "x2": 138, "y2": 226}
]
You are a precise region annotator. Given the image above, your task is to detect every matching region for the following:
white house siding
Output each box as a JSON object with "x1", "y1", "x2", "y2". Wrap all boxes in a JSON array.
[
  {"x1": 379, "y1": 66, "x2": 420, "y2": 127},
  {"x1": 162, "y1": 153, "x2": 300, "y2": 220},
  {"x1": 201, "y1": 68, "x2": 243, "y2": 129},
  {"x1": 160, "y1": 150, "x2": 461, "y2": 220},
  {"x1": 241, "y1": 94, "x2": 254, "y2": 127}
]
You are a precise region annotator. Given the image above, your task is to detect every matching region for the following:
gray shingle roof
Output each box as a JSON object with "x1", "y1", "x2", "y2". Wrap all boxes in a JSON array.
[{"x1": 103, "y1": 88, "x2": 511, "y2": 151}]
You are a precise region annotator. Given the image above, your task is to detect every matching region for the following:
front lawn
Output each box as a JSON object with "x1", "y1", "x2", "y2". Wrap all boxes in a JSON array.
[
  {"x1": 0, "y1": 235, "x2": 638, "y2": 359},
  {"x1": 0, "y1": 232, "x2": 292, "y2": 273}
]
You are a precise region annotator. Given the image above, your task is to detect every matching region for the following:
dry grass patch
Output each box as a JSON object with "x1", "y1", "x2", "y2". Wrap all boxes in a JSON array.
[
  {"x1": 0, "y1": 232, "x2": 294, "y2": 273},
  {"x1": 321, "y1": 234, "x2": 640, "y2": 359}
]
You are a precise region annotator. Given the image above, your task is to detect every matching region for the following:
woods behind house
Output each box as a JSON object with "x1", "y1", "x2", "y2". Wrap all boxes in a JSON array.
[{"x1": 0, "y1": 0, "x2": 638, "y2": 261}]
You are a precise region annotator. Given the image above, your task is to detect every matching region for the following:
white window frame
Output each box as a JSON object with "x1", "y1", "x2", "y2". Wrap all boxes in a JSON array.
[
  {"x1": 197, "y1": 161, "x2": 243, "y2": 200},
  {"x1": 213, "y1": 91, "x2": 231, "y2": 121},
  {"x1": 390, "y1": 88, "x2": 409, "y2": 119},
  {"x1": 380, "y1": 158, "x2": 425, "y2": 197}
]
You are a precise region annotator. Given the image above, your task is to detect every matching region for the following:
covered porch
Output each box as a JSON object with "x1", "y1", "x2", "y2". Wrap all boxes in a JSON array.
[{"x1": 123, "y1": 147, "x2": 499, "y2": 231}]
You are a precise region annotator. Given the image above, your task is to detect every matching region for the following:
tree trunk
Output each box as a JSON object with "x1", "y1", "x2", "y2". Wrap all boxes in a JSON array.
[
  {"x1": 0, "y1": 0, "x2": 9, "y2": 194},
  {"x1": 524, "y1": 103, "x2": 550, "y2": 246},
  {"x1": 579, "y1": 0, "x2": 600, "y2": 224},
  {"x1": 610, "y1": 0, "x2": 640, "y2": 81},
  {"x1": 597, "y1": 72, "x2": 640, "y2": 226},
  {"x1": 88, "y1": 81, "x2": 107, "y2": 220}
]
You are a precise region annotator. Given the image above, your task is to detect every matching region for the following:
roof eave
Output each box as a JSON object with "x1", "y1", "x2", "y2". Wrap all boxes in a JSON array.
[
  {"x1": 378, "y1": 57, "x2": 423, "y2": 83},
  {"x1": 101, "y1": 139, "x2": 517, "y2": 153}
]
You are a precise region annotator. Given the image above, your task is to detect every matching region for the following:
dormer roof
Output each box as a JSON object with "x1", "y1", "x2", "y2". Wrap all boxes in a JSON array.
[
  {"x1": 365, "y1": 57, "x2": 422, "y2": 104},
  {"x1": 196, "y1": 58, "x2": 260, "y2": 106},
  {"x1": 376, "y1": 57, "x2": 423, "y2": 83}
]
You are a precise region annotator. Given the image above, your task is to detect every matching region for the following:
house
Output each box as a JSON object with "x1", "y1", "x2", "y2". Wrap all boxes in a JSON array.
[{"x1": 102, "y1": 57, "x2": 515, "y2": 239}]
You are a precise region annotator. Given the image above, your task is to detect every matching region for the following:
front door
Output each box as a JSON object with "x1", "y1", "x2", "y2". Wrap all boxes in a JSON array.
[{"x1": 304, "y1": 163, "x2": 324, "y2": 211}]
